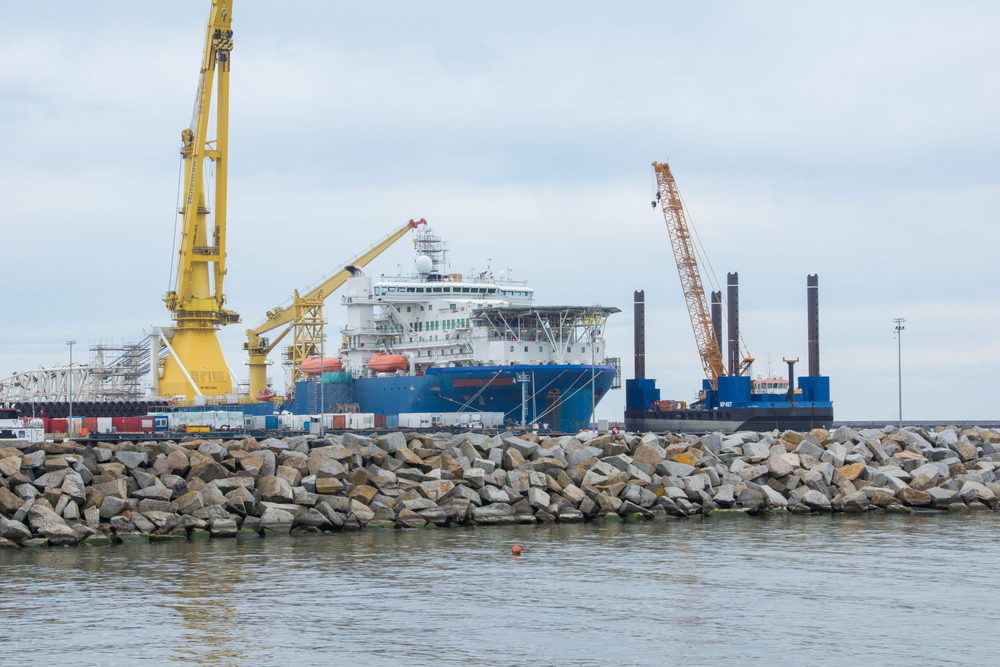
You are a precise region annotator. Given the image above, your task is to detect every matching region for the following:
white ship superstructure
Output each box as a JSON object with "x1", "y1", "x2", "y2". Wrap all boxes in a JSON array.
[{"x1": 338, "y1": 227, "x2": 616, "y2": 377}]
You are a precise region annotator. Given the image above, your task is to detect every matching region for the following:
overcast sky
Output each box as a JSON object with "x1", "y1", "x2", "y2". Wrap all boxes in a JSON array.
[{"x1": 1, "y1": 1, "x2": 998, "y2": 422}]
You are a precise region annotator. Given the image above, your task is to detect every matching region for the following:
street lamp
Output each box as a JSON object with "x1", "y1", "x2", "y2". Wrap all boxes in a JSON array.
[
  {"x1": 893, "y1": 318, "x2": 905, "y2": 428},
  {"x1": 66, "y1": 340, "x2": 76, "y2": 438},
  {"x1": 319, "y1": 333, "x2": 326, "y2": 437}
]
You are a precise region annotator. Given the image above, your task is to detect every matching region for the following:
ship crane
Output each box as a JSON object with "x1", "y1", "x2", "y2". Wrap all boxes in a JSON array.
[
  {"x1": 651, "y1": 162, "x2": 752, "y2": 389},
  {"x1": 157, "y1": 0, "x2": 239, "y2": 398},
  {"x1": 245, "y1": 218, "x2": 427, "y2": 397}
]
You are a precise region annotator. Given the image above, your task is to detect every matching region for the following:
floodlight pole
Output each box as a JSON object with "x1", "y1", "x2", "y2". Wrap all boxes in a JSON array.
[
  {"x1": 893, "y1": 318, "x2": 905, "y2": 428},
  {"x1": 67, "y1": 340, "x2": 76, "y2": 437}
]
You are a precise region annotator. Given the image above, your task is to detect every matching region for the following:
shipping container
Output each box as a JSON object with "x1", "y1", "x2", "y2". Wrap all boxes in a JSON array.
[
  {"x1": 333, "y1": 414, "x2": 346, "y2": 429},
  {"x1": 374, "y1": 414, "x2": 386, "y2": 429}
]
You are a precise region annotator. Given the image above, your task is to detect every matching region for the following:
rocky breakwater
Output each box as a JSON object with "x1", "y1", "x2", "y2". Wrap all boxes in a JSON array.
[{"x1": 1, "y1": 425, "x2": 999, "y2": 548}]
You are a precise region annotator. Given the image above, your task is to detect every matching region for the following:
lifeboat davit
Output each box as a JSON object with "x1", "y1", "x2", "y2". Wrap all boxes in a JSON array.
[
  {"x1": 368, "y1": 354, "x2": 408, "y2": 373},
  {"x1": 300, "y1": 356, "x2": 344, "y2": 376}
]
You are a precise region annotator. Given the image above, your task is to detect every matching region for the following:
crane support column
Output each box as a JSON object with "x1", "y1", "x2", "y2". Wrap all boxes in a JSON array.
[
  {"x1": 808, "y1": 274, "x2": 820, "y2": 377},
  {"x1": 727, "y1": 272, "x2": 740, "y2": 376},
  {"x1": 711, "y1": 290, "x2": 722, "y2": 360},
  {"x1": 633, "y1": 290, "x2": 645, "y2": 380}
]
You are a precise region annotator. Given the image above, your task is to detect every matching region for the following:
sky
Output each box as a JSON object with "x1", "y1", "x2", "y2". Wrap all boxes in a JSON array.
[{"x1": 1, "y1": 1, "x2": 998, "y2": 422}]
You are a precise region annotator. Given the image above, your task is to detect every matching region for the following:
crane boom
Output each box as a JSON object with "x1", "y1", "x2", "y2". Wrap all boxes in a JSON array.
[
  {"x1": 652, "y1": 162, "x2": 727, "y2": 389},
  {"x1": 245, "y1": 218, "x2": 427, "y2": 396}
]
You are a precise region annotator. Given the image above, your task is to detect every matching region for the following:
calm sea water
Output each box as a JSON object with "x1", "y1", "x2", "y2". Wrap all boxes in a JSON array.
[{"x1": 1, "y1": 513, "x2": 997, "y2": 666}]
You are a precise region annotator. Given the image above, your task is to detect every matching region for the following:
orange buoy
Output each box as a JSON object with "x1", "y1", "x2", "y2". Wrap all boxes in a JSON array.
[
  {"x1": 511, "y1": 545, "x2": 521, "y2": 555},
  {"x1": 368, "y1": 353, "x2": 408, "y2": 373},
  {"x1": 300, "y1": 356, "x2": 343, "y2": 376}
]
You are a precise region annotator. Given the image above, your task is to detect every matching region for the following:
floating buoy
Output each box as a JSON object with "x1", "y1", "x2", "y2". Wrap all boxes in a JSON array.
[{"x1": 511, "y1": 545, "x2": 521, "y2": 555}]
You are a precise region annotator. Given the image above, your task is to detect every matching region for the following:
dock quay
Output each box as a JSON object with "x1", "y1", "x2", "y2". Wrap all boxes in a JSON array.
[{"x1": 1, "y1": 424, "x2": 998, "y2": 548}]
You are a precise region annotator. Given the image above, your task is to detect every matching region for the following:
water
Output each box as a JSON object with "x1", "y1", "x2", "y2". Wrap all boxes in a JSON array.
[{"x1": 1, "y1": 513, "x2": 997, "y2": 666}]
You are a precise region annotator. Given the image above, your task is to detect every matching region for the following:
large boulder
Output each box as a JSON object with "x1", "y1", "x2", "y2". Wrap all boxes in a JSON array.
[{"x1": 257, "y1": 476, "x2": 294, "y2": 503}]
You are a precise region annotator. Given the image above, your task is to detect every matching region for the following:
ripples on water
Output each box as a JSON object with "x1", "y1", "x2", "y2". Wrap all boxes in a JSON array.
[{"x1": 1, "y1": 513, "x2": 997, "y2": 666}]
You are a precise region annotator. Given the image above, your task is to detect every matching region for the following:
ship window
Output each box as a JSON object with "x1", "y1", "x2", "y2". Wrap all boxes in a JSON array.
[
  {"x1": 488, "y1": 288, "x2": 496, "y2": 294},
  {"x1": 567, "y1": 346, "x2": 571, "y2": 352},
  {"x1": 450, "y1": 303, "x2": 456, "y2": 309},
  {"x1": 433, "y1": 288, "x2": 442, "y2": 293},
  {"x1": 443, "y1": 287, "x2": 451, "y2": 292},
  {"x1": 462, "y1": 287, "x2": 470, "y2": 293},
  {"x1": 524, "y1": 346, "x2": 528, "y2": 352},
  {"x1": 581, "y1": 347, "x2": 585, "y2": 353},
  {"x1": 374, "y1": 287, "x2": 380, "y2": 295},
  {"x1": 539, "y1": 346, "x2": 543, "y2": 353},
  {"x1": 420, "y1": 306, "x2": 425, "y2": 311},
  {"x1": 407, "y1": 287, "x2": 415, "y2": 292},
  {"x1": 510, "y1": 346, "x2": 514, "y2": 352},
  {"x1": 407, "y1": 306, "x2": 411, "y2": 312},
  {"x1": 388, "y1": 287, "x2": 397, "y2": 293}
]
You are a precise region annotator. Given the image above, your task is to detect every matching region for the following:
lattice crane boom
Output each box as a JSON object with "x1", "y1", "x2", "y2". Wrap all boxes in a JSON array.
[{"x1": 652, "y1": 162, "x2": 728, "y2": 389}]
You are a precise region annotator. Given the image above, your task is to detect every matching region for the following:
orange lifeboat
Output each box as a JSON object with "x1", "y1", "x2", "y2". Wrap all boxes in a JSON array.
[
  {"x1": 368, "y1": 354, "x2": 408, "y2": 373},
  {"x1": 300, "y1": 356, "x2": 344, "y2": 376}
]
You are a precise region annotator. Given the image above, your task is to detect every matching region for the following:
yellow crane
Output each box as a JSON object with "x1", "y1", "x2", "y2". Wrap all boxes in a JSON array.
[
  {"x1": 245, "y1": 218, "x2": 427, "y2": 398},
  {"x1": 652, "y1": 162, "x2": 752, "y2": 389},
  {"x1": 159, "y1": 0, "x2": 239, "y2": 398}
]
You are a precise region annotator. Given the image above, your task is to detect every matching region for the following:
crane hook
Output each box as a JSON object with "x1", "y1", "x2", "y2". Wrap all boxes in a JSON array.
[{"x1": 651, "y1": 200, "x2": 657, "y2": 208}]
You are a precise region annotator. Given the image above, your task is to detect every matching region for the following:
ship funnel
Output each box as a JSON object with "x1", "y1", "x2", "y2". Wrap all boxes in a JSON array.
[
  {"x1": 711, "y1": 290, "x2": 722, "y2": 359},
  {"x1": 634, "y1": 290, "x2": 645, "y2": 380},
  {"x1": 727, "y1": 272, "x2": 740, "y2": 376},
  {"x1": 808, "y1": 274, "x2": 820, "y2": 376}
]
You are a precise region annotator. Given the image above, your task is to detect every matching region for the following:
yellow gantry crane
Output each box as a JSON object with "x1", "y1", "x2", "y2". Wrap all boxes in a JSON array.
[
  {"x1": 652, "y1": 162, "x2": 751, "y2": 389},
  {"x1": 159, "y1": 0, "x2": 240, "y2": 398},
  {"x1": 245, "y1": 218, "x2": 427, "y2": 398}
]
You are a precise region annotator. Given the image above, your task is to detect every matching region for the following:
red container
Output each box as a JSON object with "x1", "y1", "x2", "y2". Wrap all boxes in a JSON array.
[
  {"x1": 111, "y1": 417, "x2": 130, "y2": 432},
  {"x1": 47, "y1": 418, "x2": 67, "y2": 434},
  {"x1": 374, "y1": 414, "x2": 386, "y2": 429},
  {"x1": 82, "y1": 418, "x2": 98, "y2": 434},
  {"x1": 333, "y1": 415, "x2": 346, "y2": 429}
]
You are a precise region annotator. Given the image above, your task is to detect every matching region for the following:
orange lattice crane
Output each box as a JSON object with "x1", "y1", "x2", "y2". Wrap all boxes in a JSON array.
[{"x1": 652, "y1": 162, "x2": 751, "y2": 389}]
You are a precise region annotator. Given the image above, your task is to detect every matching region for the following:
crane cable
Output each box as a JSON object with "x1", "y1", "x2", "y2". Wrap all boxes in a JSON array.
[
  {"x1": 167, "y1": 154, "x2": 184, "y2": 291},
  {"x1": 675, "y1": 187, "x2": 753, "y2": 362}
]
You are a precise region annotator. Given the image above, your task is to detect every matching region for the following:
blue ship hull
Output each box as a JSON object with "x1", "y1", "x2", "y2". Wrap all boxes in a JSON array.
[{"x1": 294, "y1": 365, "x2": 616, "y2": 433}]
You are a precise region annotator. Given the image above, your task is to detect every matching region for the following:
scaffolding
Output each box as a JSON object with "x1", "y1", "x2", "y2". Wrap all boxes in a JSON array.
[
  {"x1": 0, "y1": 339, "x2": 151, "y2": 403},
  {"x1": 415, "y1": 226, "x2": 449, "y2": 275}
]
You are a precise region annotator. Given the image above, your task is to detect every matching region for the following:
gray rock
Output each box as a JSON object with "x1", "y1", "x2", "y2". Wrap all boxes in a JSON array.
[
  {"x1": 209, "y1": 518, "x2": 238, "y2": 536},
  {"x1": 259, "y1": 507, "x2": 295, "y2": 531},
  {"x1": 707, "y1": 485, "x2": 731, "y2": 506},
  {"x1": 527, "y1": 487, "x2": 550, "y2": 510},
  {"x1": 40, "y1": 522, "x2": 80, "y2": 546},
  {"x1": 114, "y1": 451, "x2": 148, "y2": 470},
  {"x1": 257, "y1": 476, "x2": 294, "y2": 503},
  {"x1": 0, "y1": 516, "x2": 31, "y2": 543},
  {"x1": 800, "y1": 489, "x2": 831, "y2": 510},
  {"x1": 471, "y1": 504, "x2": 516, "y2": 523},
  {"x1": 503, "y1": 437, "x2": 540, "y2": 458},
  {"x1": 794, "y1": 441, "x2": 824, "y2": 461},
  {"x1": 759, "y1": 485, "x2": 788, "y2": 508},
  {"x1": 315, "y1": 501, "x2": 346, "y2": 527},
  {"x1": 97, "y1": 495, "x2": 127, "y2": 519},
  {"x1": 655, "y1": 461, "x2": 695, "y2": 478}
]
